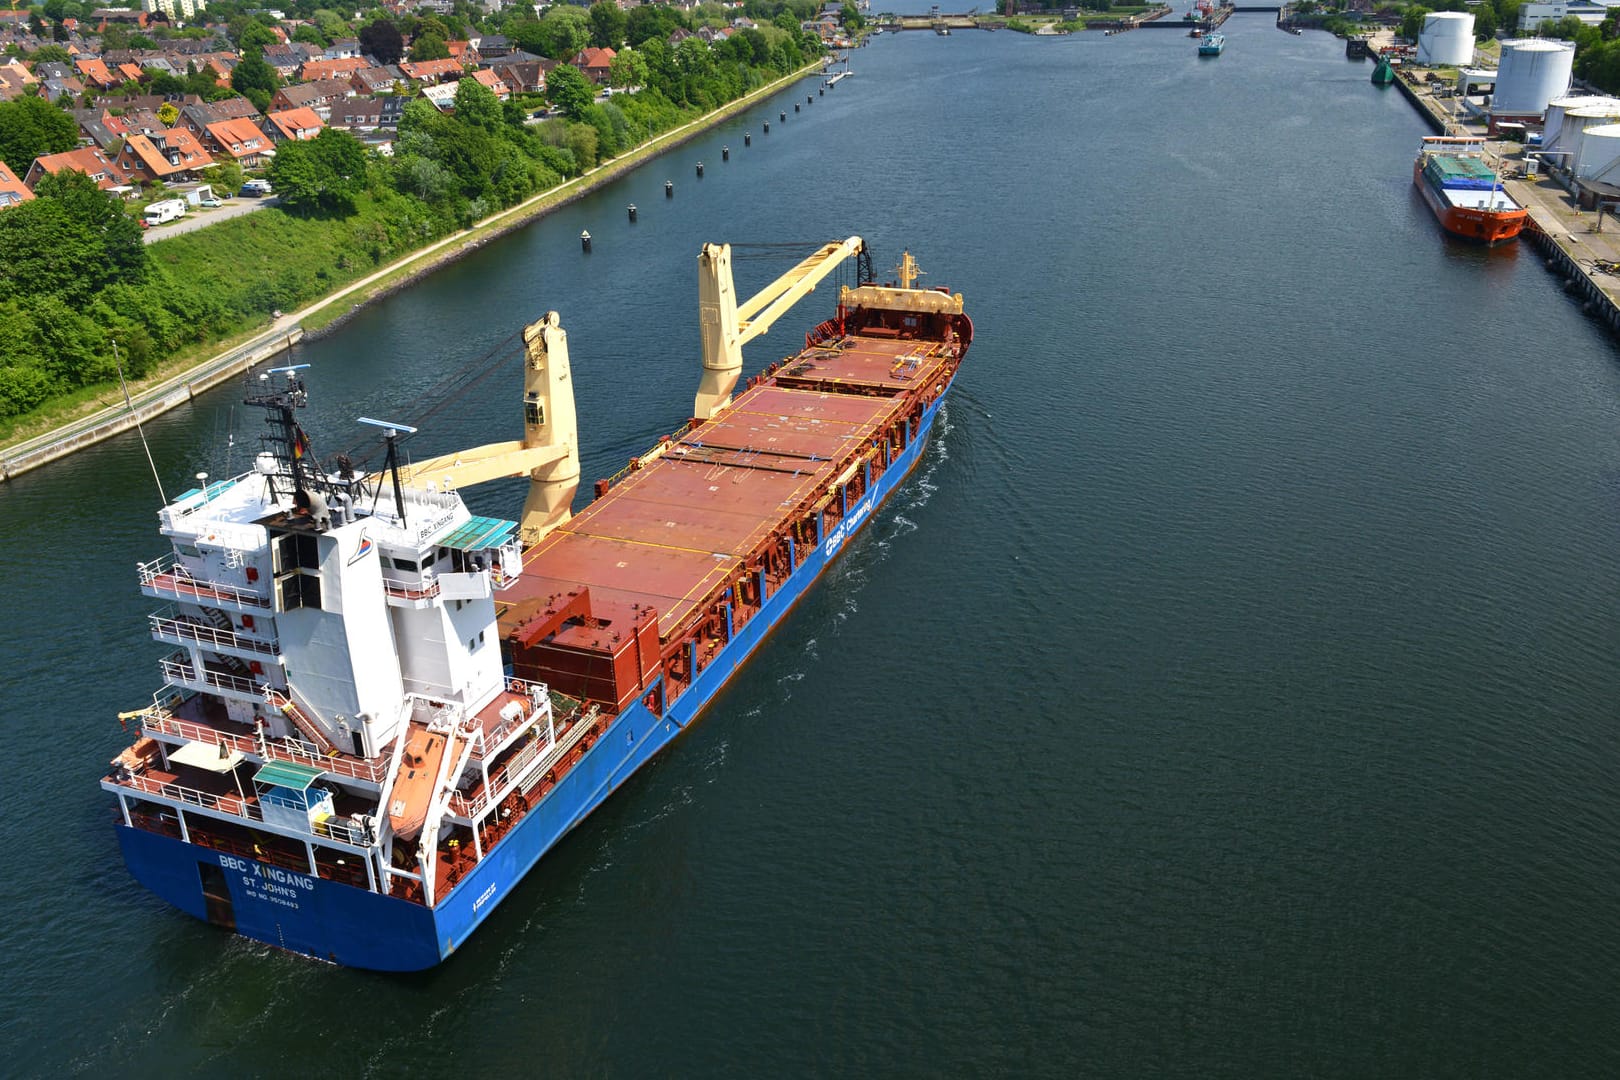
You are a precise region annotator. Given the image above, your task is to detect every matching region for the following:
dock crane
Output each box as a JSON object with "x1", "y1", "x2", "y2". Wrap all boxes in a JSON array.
[{"x1": 381, "y1": 238, "x2": 871, "y2": 545}]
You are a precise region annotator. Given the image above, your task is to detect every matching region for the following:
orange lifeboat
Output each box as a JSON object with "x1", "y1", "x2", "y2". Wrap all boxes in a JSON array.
[{"x1": 387, "y1": 725, "x2": 461, "y2": 840}]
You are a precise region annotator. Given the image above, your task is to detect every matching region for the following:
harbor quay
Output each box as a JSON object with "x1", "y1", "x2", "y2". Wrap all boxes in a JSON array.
[{"x1": 1383, "y1": 51, "x2": 1620, "y2": 338}]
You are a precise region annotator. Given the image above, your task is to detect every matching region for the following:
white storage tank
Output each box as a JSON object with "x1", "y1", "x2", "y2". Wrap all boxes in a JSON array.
[
  {"x1": 1543, "y1": 95, "x2": 1619, "y2": 149},
  {"x1": 1417, "y1": 12, "x2": 1475, "y2": 67},
  {"x1": 1493, "y1": 38, "x2": 1575, "y2": 117},
  {"x1": 1551, "y1": 102, "x2": 1620, "y2": 164},
  {"x1": 1574, "y1": 122, "x2": 1620, "y2": 182}
]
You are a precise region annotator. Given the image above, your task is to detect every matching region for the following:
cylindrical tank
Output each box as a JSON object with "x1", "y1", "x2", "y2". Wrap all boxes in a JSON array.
[
  {"x1": 1493, "y1": 38, "x2": 1575, "y2": 117},
  {"x1": 1543, "y1": 95, "x2": 1618, "y2": 150},
  {"x1": 1417, "y1": 12, "x2": 1474, "y2": 67},
  {"x1": 1574, "y1": 123, "x2": 1620, "y2": 181},
  {"x1": 1552, "y1": 103, "x2": 1620, "y2": 163}
]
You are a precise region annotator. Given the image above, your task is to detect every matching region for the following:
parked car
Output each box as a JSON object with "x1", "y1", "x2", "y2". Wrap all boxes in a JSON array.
[
  {"x1": 241, "y1": 179, "x2": 272, "y2": 196},
  {"x1": 199, "y1": 197, "x2": 221, "y2": 208}
]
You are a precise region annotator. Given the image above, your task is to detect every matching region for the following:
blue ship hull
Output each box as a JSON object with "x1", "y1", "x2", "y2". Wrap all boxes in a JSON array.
[{"x1": 116, "y1": 380, "x2": 954, "y2": 971}]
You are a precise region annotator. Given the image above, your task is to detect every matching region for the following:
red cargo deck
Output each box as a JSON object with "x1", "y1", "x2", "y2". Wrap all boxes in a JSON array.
[{"x1": 497, "y1": 303, "x2": 970, "y2": 714}]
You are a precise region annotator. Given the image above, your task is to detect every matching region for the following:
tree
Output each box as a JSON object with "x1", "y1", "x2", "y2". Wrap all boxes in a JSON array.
[
  {"x1": 537, "y1": 5, "x2": 592, "y2": 59},
  {"x1": 545, "y1": 62, "x2": 593, "y2": 120},
  {"x1": 157, "y1": 102, "x2": 179, "y2": 126},
  {"x1": 453, "y1": 75, "x2": 502, "y2": 132},
  {"x1": 609, "y1": 47, "x2": 648, "y2": 90},
  {"x1": 29, "y1": 43, "x2": 71, "y2": 63},
  {"x1": 626, "y1": 3, "x2": 684, "y2": 47},
  {"x1": 293, "y1": 23, "x2": 327, "y2": 47},
  {"x1": 590, "y1": 0, "x2": 627, "y2": 49},
  {"x1": 267, "y1": 128, "x2": 368, "y2": 215},
  {"x1": 34, "y1": 168, "x2": 145, "y2": 286},
  {"x1": 409, "y1": 32, "x2": 450, "y2": 61},
  {"x1": 359, "y1": 19, "x2": 404, "y2": 66},
  {"x1": 0, "y1": 94, "x2": 79, "y2": 173},
  {"x1": 231, "y1": 47, "x2": 280, "y2": 112}
]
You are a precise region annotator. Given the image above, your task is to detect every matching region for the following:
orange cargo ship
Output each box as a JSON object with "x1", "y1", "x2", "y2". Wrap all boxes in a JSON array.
[{"x1": 1414, "y1": 136, "x2": 1528, "y2": 244}]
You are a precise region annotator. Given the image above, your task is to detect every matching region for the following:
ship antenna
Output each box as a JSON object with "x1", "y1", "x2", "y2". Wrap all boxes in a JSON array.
[
  {"x1": 112, "y1": 338, "x2": 167, "y2": 505},
  {"x1": 358, "y1": 416, "x2": 418, "y2": 528}
]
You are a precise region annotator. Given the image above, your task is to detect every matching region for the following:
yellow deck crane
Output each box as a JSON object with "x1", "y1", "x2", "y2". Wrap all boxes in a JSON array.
[{"x1": 384, "y1": 239, "x2": 870, "y2": 546}]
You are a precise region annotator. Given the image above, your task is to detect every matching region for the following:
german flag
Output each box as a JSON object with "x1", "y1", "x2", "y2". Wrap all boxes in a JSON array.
[{"x1": 292, "y1": 426, "x2": 310, "y2": 461}]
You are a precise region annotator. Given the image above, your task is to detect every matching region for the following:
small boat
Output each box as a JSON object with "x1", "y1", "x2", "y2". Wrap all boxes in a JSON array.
[
  {"x1": 1371, "y1": 56, "x2": 1396, "y2": 85},
  {"x1": 1198, "y1": 32, "x2": 1225, "y2": 55}
]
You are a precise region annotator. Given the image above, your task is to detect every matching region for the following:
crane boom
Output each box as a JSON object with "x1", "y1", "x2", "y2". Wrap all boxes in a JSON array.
[
  {"x1": 379, "y1": 311, "x2": 580, "y2": 547},
  {"x1": 695, "y1": 236, "x2": 865, "y2": 419}
]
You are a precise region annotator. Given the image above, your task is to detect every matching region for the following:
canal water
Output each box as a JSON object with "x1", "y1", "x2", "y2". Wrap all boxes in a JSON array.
[{"x1": 5, "y1": 15, "x2": 1620, "y2": 1076}]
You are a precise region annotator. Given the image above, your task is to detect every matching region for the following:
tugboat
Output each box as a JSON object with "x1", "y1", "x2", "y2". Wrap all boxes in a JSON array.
[{"x1": 1199, "y1": 31, "x2": 1225, "y2": 55}]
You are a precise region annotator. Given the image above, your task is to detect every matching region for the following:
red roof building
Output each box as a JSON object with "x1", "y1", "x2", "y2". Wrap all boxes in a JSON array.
[
  {"x1": 25, "y1": 146, "x2": 130, "y2": 191},
  {"x1": 263, "y1": 106, "x2": 325, "y2": 143},
  {"x1": 0, "y1": 160, "x2": 35, "y2": 210}
]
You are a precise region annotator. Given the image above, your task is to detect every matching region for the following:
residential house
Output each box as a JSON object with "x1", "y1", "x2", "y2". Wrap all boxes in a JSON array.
[
  {"x1": 203, "y1": 116, "x2": 271, "y2": 167},
  {"x1": 33, "y1": 60, "x2": 77, "y2": 81},
  {"x1": 0, "y1": 59, "x2": 36, "y2": 100},
  {"x1": 571, "y1": 46, "x2": 615, "y2": 85},
  {"x1": 299, "y1": 56, "x2": 369, "y2": 82},
  {"x1": 489, "y1": 58, "x2": 550, "y2": 95},
  {"x1": 117, "y1": 127, "x2": 215, "y2": 183},
  {"x1": 0, "y1": 161, "x2": 34, "y2": 209},
  {"x1": 263, "y1": 105, "x2": 324, "y2": 142},
  {"x1": 269, "y1": 77, "x2": 355, "y2": 119},
  {"x1": 75, "y1": 57, "x2": 121, "y2": 90},
  {"x1": 349, "y1": 65, "x2": 404, "y2": 95},
  {"x1": 261, "y1": 43, "x2": 311, "y2": 80},
  {"x1": 73, "y1": 109, "x2": 123, "y2": 149},
  {"x1": 25, "y1": 146, "x2": 130, "y2": 190},
  {"x1": 475, "y1": 33, "x2": 511, "y2": 59},
  {"x1": 470, "y1": 67, "x2": 509, "y2": 100},
  {"x1": 445, "y1": 40, "x2": 481, "y2": 65},
  {"x1": 92, "y1": 8, "x2": 151, "y2": 31},
  {"x1": 325, "y1": 38, "x2": 362, "y2": 60},
  {"x1": 419, "y1": 81, "x2": 458, "y2": 111},
  {"x1": 328, "y1": 93, "x2": 405, "y2": 133},
  {"x1": 41, "y1": 76, "x2": 87, "y2": 103},
  {"x1": 398, "y1": 57, "x2": 465, "y2": 84}
]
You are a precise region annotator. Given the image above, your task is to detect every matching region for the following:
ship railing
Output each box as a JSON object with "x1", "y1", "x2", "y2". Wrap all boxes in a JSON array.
[
  {"x1": 138, "y1": 552, "x2": 270, "y2": 610},
  {"x1": 312, "y1": 815, "x2": 369, "y2": 846},
  {"x1": 160, "y1": 652, "x2": 267, "y2": 698},
  {"x1": 148, "y1": 604, "x2": 279, "y2": 656},
  {"x1": 450, "y1": 706, "x2": 592, "y2": 820},
  {"x1": 266, "y1": 734, "x2": 387, "y2": 785},
  {"x1": 141, "y1": 712, "x2": 259, "y2": 757},
  {"x1": 470, "y1": 678, "x2": 554, "y2": 753},
  {"x1": 383, "y1": 575, "x2": 441, "y2": 602},
  {"x1": 119, "y1": 770, "x2": 263, "y2": 824},
  {"x1": 138, "y1": 705, "x2": 388, "y2": 785}
]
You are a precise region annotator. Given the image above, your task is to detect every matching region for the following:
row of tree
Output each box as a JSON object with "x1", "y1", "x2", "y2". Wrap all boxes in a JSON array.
[{"x1": 0, "y1": 8, "x2": 826, "y2": 421}]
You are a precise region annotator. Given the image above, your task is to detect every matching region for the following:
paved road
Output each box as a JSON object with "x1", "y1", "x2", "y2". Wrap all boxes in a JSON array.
[{"x1": 142, "y1": 195, "x2": 279, "y2": 243}]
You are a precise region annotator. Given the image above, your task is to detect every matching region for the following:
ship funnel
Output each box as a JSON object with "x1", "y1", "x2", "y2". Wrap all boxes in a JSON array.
[{"x1": 519, "y1": 311, "x2": 580, "y2": 545}]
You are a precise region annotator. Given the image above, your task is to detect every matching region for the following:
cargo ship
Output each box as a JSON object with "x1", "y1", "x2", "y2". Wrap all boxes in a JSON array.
[
  {"x1": 1413, "y1": 136, "x2": 1528, "y2": 244},
  {"x1": 101, "y1": 239, "x2": 972, "y2": 971},
  {"x1": 1198, "y1": 32, "x2": 1226, "y2": 56}
]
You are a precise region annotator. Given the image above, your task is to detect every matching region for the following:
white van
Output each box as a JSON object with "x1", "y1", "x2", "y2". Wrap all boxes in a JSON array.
[{"x1": 241, "y1": 179, "x2": 273, "y2": 196}]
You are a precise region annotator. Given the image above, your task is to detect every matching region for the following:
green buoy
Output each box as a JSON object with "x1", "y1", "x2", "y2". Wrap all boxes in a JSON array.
[{"x1": 1371, "y1": 57, "x2": 1395, "y2": 86}]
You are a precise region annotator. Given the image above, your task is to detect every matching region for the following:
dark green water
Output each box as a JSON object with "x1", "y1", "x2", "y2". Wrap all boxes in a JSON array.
[{"x1": 5, "y1": 16, "x2": 1620, "y2": 1076}]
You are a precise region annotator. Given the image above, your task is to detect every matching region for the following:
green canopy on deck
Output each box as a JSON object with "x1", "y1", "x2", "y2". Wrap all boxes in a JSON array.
[{"x1": 254, "y1": 760, "x2": 327, "y2": 790}]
